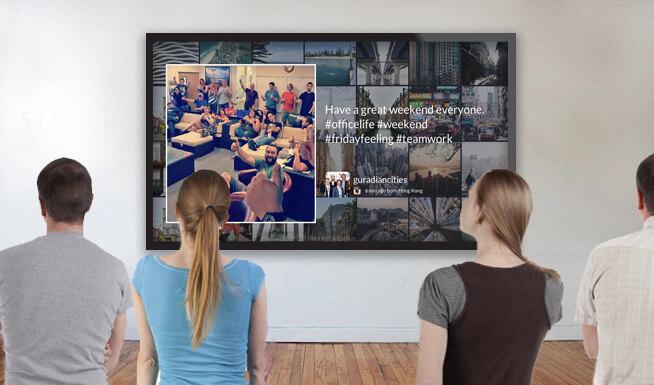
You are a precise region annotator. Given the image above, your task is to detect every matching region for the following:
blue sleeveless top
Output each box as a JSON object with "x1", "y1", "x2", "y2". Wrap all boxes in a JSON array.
[{"x1": 133, "y1": 255, "x2": 265, "y2": 384}]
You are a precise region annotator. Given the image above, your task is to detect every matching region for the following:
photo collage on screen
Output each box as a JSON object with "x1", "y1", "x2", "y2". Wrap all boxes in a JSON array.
[{"x1": 150, "y1": 38, "x2": 510, "y2": 246}]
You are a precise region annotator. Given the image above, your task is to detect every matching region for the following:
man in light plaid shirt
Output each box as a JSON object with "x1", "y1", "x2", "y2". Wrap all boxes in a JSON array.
[{"x1": 576, "y1": 153, "x2": 654, "y2": 385}]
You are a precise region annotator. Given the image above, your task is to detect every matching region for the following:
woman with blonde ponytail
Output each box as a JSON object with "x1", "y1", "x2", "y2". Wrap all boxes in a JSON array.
[
  {"x1": 415, "y1": 169, "x2": 563, "y2": 385},
  {"x1": 132, "y1": 170, "x2": 267, "y2": 385}
]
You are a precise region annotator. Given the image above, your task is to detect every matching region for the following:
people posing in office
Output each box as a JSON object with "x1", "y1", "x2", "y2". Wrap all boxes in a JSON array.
[
  {"x1": 415, "y1": 169, "x2": 563, "y2": 385},
  {"x1": 216, "y1": 79, "x2": 232, "y2": 111},
  {"x1": 197, "y1": 78, "x2": 209, "y2": 100},
  {"x1": 248, "y1": 112, "x2": 282, "y2": 151},
  {"x1": 224, "y1": 101, "x2": 237, "y2": 116},
  {"x1": 280, "y1": 83, "x2": 297, "y2": 125},
  {"x1": 207, "y1": 84, "x2": 218, "y2": 114},
  {"x1": 290, "y1": 140, "x2": 314, "y2": 172},
  {"x1": 180, "y1": 92, "x2": 207, "y2": 113},
  {"x1": 173, "y1": 76, "x2": 190, "y2": 96},
  {"x1": 288, "y1": 117, "x2": 315, "y2": 155},
  {"x1": 0, "y1": 158, "x2": 132, "y2": 385},
  {"x1": 224, "y1": 140, "x2": 286, "y2": 193},
  {"x1": 185, "y1": 106, "x2": 214, "y2": 135},
  {"x1": 167, "y1": 99, "x2": 184, "y2": 140},
  {"x1": 297, "y1": 81, "x2": 315, "y2": 117},
  {"x1": 212, "y1": 108, "x2": 231, "y2": 126},
  {"x1": 244, "y1": 162, "x2": 287, "y2": 222},
  {"x1": 234, "y1": 109, "x2": 261, "y2": 140},
  {"x1": 171, "y1": 87, "x2": 190, "y2": 112},
  {"x1": 239, "y1": 77, "x2": 259, "y2": 111},
  {"x1": 132, "y1": 170, "x2": 267, "y2": 385},
  {"x1": 261, "y1": 82, "x2": 280, "y2": 116}
]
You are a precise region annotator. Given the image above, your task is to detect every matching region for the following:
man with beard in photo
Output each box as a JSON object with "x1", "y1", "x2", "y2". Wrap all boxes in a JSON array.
[{"x1": 223, "y1": 141, "x2": 286, "y2": 194}]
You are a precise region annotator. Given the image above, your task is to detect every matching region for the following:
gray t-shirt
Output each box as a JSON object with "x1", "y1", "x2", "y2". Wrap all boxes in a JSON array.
[
  {"x1": 0, "y1": 232, "x2": 132, "y2": 385},
  {"x1": 418, "y1": 265, "x2": 563, "y2": 328}
]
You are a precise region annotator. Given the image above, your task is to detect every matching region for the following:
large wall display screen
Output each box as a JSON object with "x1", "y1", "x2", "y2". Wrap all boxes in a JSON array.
[{"x1": 147, "y1": 33, "x2": 515, "y2": 250}]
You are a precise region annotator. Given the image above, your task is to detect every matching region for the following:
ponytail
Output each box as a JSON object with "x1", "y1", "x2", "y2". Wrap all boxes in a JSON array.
[
  {"x1": 176, "y1": 170, "x2": 231, "y2": 350},
  {"x1": 185, "y1": 206, "x2": 222, "y2": 349}
]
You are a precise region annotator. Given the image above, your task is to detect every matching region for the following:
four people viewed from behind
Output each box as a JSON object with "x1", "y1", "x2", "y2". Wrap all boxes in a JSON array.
[{"x1": 0, "y1": 153, "x2": 652, "y2": 384}]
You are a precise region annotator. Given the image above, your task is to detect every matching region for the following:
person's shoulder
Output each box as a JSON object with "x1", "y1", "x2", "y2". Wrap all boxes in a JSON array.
[
  {"x1": 590, "y1": 229, "x2": 650, "y2": 259},
  {"x1": 543, "y1": 270, "x2": 564, "y2": 292},
  {"x1": 243, "y1": 259, "x2": 264, "y2": 271},
  {"x1": 0, "y1": 237, "x2": 41, "y2": 261},
  {"x1": 239, "y1": 259, "x2": 265, "y2": 281},
  {"x1": 137, "y1": 254, "x2": 156, "y2": 265},
  {"x1": 424, "y1": 265, "x2": 462, "y2": 288},
  {"x1": 134, "y1": 254, "x2": 156, "y2": 273},
  {"x1": 82, "y1": 238, "x2": 128, "y2": 270}
]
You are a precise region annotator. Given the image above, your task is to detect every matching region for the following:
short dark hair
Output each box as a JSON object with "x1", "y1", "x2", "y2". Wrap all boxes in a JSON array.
[
  {"x1": 37, "y1": 158, "x2": 93, "y2": 223},
  {"x1": 307, "y1": 82, "x2": 313, "y2": 86},
  {"x1": 637, "y1": 153, "x2": 654, "y2": 214},
  {"x1": 269, "y1": 82, "x2": 275, "y2": 87}
]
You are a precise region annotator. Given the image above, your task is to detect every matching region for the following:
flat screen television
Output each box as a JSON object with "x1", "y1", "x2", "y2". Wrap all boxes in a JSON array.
[{"x1": 147, "y1": 33, "x2": 516, "y2": 250}]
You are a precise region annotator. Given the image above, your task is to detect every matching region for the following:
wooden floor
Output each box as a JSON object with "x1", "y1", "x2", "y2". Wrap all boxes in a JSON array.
[{"x1": 1, "y1": 341, "x2": 594, "y2": 384}]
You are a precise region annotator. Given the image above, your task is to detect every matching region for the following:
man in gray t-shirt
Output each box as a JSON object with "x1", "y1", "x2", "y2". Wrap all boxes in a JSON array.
[{"x1": 0, "y1": 158, "x2": 132, "y2": 385}]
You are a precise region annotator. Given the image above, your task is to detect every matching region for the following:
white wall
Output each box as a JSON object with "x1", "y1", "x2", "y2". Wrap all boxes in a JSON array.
[{"x1": 1, "y1": 0, "x2": 652, "y2": 342}]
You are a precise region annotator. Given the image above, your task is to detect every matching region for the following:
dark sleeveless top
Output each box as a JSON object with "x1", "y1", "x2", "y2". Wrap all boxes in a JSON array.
[{"x1": 443, "y1": 262, "x2": 551, "y2": 385}]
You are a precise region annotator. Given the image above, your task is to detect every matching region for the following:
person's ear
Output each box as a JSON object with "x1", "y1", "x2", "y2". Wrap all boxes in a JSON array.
[
  {"x1": 39, "y1": 198, "x2": 46, "y2": 219},
  {"x1": 86, "y1": 194, "x2": 94, "y2": 213},
  {"x1": 175, "y1": 203, "x2": 180, "y2": 218},
  {"x1": 637, "y1": 189, "x2": 645, "y2": 211},
  {"x1": 475, "y1": 205, "x2": 484, "y2": 225}
]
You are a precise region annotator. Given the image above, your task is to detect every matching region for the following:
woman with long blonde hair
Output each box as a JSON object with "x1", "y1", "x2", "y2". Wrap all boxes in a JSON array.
[
  {"x1": 416, "y1": 169, "x2": 563, "y2": 385},
  {"x1": 132, "y1": 170, "x2": 267, "y2": 384}
]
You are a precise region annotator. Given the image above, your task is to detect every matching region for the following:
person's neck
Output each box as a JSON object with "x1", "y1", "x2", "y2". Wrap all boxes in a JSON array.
[
  {"x1": 167, "y1": 233, "x2": 232, "y2": 269},
  {"x1": 174, "y1": 235, "x2": 196, "y2": 268},
  {"x1": 47, "y1": 221, "x2": 83, "y2": 235},
  {"x1": 473, "y1": 231, "x2": 524, "y2": 267}
]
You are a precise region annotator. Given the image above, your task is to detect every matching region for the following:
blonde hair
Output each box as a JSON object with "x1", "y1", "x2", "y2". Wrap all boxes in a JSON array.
[
  {"x1": 475, "y1": 169, "x2": 561, "y2": 281},
  {"x1": 176, "y1": 170, "x2": 231, "y2": 349}
]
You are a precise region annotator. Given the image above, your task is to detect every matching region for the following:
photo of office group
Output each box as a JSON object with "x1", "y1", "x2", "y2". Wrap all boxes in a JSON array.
[
  {"x1": 148, "y1": 34, "x2": 514, "y2": 249},
  {"x1": 163, "y1": 63, "x2": 317, "y2": 224}
]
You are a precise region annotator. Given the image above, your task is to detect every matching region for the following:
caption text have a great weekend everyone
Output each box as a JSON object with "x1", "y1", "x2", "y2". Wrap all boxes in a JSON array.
[{"x1": 322, "y1": 104, "x2": 485, "y2": 145}]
